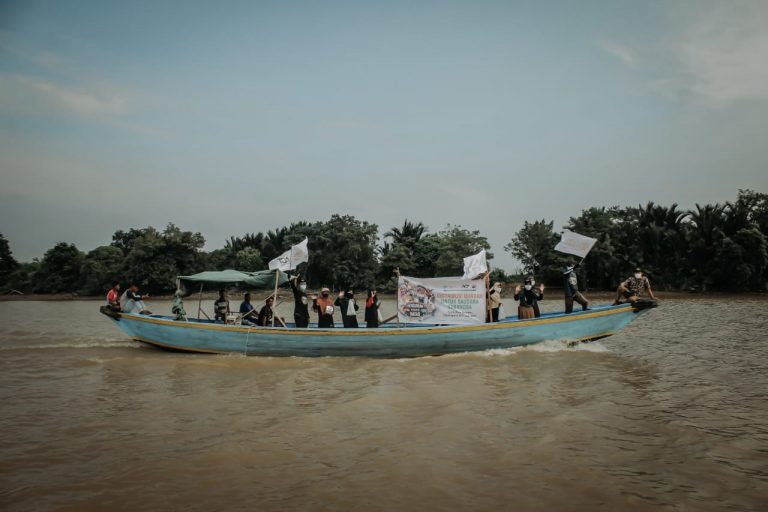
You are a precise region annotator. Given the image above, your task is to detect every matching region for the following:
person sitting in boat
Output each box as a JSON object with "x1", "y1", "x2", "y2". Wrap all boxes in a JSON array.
[
  {"x1": 364, "y1": 289, "x2": 382, "y2": 328},
  {"x1": 488, "y1": 282, "x2": 503, "y2": 322},
  {"x1": 514, "y1": 276, "x2": 544, "y2": 319},
  {"x1": 120, "y1": 282, "x2": 152, "y2": 315},
  {"x1": 172, "y1": 290, "x2": 187, "y2": 321},
  {"x1": 312, "y1": 287, "x2": 335, "y2": 328},
  {"x1": 214, "y1": 289, "x2": 229, "y2": 322},
  {"x1": 257, "y1": 296, "x2": 284, "y2": 326},
  {"x1": 614, "y1": 268, "x2": 657, "y2": 305},
  {"x1": 563, "y1": 263, "x2": 589, "y2": 314},
  {"x1": 335, "y1": 290, "x2": 359, "y2": 328},
  {"x1": 289, "y1": 275, "x2": 310, "y2": 328},
  {"x1": 106, "y1": 281, "x2": 122, "y2": 312},
  {"x1": 239, "y1": 293, "x2": 258, "y2": 326}
]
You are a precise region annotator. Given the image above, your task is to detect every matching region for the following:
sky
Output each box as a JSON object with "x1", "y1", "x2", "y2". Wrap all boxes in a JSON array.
[{"x1": 1, "y1": 0, "x2": 767, "y2": 271}]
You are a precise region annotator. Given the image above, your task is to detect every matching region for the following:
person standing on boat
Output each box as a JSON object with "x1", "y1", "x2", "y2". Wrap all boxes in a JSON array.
[
  {"x1": 289, "y1": 275, "x2": 310, "y2": 328},
  {"x1": 106, "y1": 281, "x2": 122, "y2": 312},
  {"x1": 514, "y1": 276, "x2": 544, "y2": 319},
  {"x1": 313, "y1": 287, "x2": 335, "y2": 328},
  {"x1": 214, "y1": 290, "x2": 229, "y2": 322},
  {"x1": 364, "y1": 289, "x2": 382, "y2": 328},
  {"x1": 172, "y1": 290, "x2": 187, "y2": 321},
  {"x1": 488, "y1": 282, "x2": 504, "y2": 322},
  {"x1": 614, "y1": 268, "x2": 657, "y2": 304},
  {"x1": 335, "y1": 290, "x2": 359, "y2": 328},
  {"x1": 563, "y1": 263, "x2": 589, "y2": 314},
  {"x1": 239, "y1": 292, "x2": 258, "y2": 326}
]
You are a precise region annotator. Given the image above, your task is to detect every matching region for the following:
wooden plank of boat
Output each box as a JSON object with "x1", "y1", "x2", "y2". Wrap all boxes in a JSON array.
[{"x1": 100, "y1": 301, "x2": 656, "y2": 357}]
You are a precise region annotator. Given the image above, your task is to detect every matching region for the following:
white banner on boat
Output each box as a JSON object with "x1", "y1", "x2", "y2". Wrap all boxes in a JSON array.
[
  {"x1": 397, "y1": 276, "x2": 486, "y2": 325},
  {"x1": 554, "y1": 230, "x2": 597, "y2": 259},
  {"x1": 268, "y1": 238, "x2": 309, "y2": 271}
]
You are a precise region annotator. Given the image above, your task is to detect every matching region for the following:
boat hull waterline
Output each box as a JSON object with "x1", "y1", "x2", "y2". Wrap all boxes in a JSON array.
[{"x1": 101, "y1": 303, "x2": 652, "y2": 357}]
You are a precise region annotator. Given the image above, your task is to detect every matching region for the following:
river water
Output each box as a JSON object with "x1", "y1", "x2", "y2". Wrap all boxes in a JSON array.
[{"x1": 1, "y1": 296, "x2": 767, "y2": 511}]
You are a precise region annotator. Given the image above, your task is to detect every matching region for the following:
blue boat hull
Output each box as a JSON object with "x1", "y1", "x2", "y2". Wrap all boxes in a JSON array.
[{"x1": 103, "y1": 303, "x2": 651, "y2": 357}]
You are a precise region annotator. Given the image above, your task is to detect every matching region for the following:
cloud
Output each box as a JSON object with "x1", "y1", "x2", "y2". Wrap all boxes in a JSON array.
[
  {"x1": 599, "y1": 1, "x2": 768, "y2": 106},
  {"x1": 0, "y1": 73, "x2": 129, "y2": 117},
  {"x1": 598, "y1": 40, "x2": 636, "y2": 68},
  {"x1": 675, "y1": 1, "x2": 768, "y2": 105}
]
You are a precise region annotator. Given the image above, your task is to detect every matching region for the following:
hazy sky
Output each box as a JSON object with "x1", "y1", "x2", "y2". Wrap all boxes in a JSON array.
[{"x1": 1, "y1": 0, "x2": 767, "y2": 270}]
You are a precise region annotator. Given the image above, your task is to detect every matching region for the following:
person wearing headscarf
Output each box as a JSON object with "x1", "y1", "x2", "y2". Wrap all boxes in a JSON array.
[
  {"x1": 514, "y1": 276, "x2": 544, "y2": 319},
  {"x1": 312, "y1": 287, "x2": 336, "y2": 328},
  {"x1": 364, "y1": 289, "x2": 382, "y2": 328},
  {"x1": 563, "y1": 263, "x2": 589, "y2": 313},
  {"x1": 335, "y1": 290, "x2": 359, "y2": 328},
  {"x1": 487, "y1": 282, "x2": 504, "y2": 322},
  {"x1": 172, "y1": 290, "x2": 187, "y2": 321}
]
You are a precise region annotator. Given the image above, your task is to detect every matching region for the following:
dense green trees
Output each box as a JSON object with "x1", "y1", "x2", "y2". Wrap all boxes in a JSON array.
[{"x1": 2, "y1": 190, "x2": 767, "y2": 295}]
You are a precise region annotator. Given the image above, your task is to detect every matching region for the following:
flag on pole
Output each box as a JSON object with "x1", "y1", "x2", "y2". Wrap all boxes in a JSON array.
[
  {"x1": 462, "y1": 249, "x2": 488, "y2": 279},
  {"x1": 554, "y1": 230, "x2": 597, "y2": 259},
  {"x1": 268, "y1": 238, "x2": 309, "y2": 271}
]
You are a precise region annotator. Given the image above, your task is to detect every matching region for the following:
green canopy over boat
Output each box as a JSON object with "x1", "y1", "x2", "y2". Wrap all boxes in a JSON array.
[{"x1": 177, "y1": 269, "x2": 289, "y2": 294}]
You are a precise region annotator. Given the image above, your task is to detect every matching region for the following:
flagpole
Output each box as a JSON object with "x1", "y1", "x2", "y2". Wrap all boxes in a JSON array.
[
  {"x1": 394, "y1": 267, "x2": 401, "y2": 329},
  {"x1": 271, "y1": 269, "x2": 280, "y2": 327}
]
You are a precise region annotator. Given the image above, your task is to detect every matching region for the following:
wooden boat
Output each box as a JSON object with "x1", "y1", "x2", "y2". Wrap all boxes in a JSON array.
[{"x1": 99, "y1": 301, "x2": 656, "y2": 357}]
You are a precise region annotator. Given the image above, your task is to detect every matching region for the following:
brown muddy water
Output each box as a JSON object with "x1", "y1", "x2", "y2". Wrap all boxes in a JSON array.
[{"x1": 0, "y1": 297, "x2": 767, "y2": 511}]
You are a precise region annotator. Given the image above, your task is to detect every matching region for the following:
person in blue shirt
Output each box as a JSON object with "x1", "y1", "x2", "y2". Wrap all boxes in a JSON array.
[{"x1": 239, "y1": 292, "x2": 258, "y2": 326}]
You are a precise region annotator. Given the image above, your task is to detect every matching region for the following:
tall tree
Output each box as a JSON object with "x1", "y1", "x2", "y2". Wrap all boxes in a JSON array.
[
  {"x1": 505, "y1": 220, "x2": 564, "y2": 283},
  {"x1": 34, "y1": 242, "x2": 85, "y2": 293},
  {"x1": 0, "y1": 234, "x2": 19, "y2": 286}
]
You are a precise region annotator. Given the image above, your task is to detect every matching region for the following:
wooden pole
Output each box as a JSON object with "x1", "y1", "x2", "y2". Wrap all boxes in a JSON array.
[
  {"x1": 271, "y1": 269, "x2": 280, "y2": 327},
  {"x1": 485, "y1": 266, "x2": 492, "y2": 322},
  {"x1": 197, "y1": 283, "x2": 203, "y2": 320},
  {"x1": 394, "y1": 267, "x2": 401, "y2": 329}
]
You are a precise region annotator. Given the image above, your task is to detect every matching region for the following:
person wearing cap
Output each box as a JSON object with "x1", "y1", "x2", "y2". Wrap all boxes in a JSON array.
[
  {"x1": 614, "y1": 268, "x2": 657, "y2": 304},
  {"x1": 312, "y1": 287, "x2": 336, "y2": 328},
  {"x1": 563, "y1": 263, "x2": 589, "y2": 314},
  {"x1": 289, "y1": 275, "x2": 310, "y2": 328},
  {"x1": 514, "y1": 276, "x2": 544, "y2": 319},
  {"x1": 487, "y1": 282, "x2": 504, "y2": 322}
]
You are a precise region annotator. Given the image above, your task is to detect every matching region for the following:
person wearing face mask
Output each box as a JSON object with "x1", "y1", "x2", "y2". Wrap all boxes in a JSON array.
[
  {"x1": 563, "y1": 263, "x2": 589, "y2": 314},
  {"x1": 614, "y1": 268, "x2": 657, "y2": 305},
  {"x1": 289, "y1": 275, "x2": 310, "y2": 328},
  {"x1": 487, "y1": 282, "x2": 504, "y2": 322},
  {"x1": 364, "y1": 289, "x2": 382, "y2": 328},
  {"x1": 514, "y1": 276, "x2": 544, "y2": 319},
  {"x1": 312, "y1": 287, "x2": 336, "y2": 328},
  {"x1": 335, "y1": 289, "x2": 359, "y2": 328}
]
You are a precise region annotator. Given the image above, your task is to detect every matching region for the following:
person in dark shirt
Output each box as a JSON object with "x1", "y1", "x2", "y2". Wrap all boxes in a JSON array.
[
  {"x1": 120, "y1": 282, "x2": 152, "y2": 314},
  {"x1": 214, "y1": 290, "x2": 229, "y2": 322},
  {"x1": 514, "y1": 276, "x2": 544, "y2": 319},
  {"x1": 364, "y1": 289, "x2": 381, "y2": 328},
  {"x1": 563, "y1": 263, "x2": 589, "y2": 314},
  {"x1": 258, "y1": 296, "x2": 275, "y2": 326},
  {"x1": 239, "y1": 293, "x2": 258, "y2": 326},
  {"x1": 289, "y1": 275, "x2": 310, "y2": 328},
  {"x1": 312, "y1": 287, "x2": 335, "y2": 328},
  {"x1": 335, "y1": 290, "x2": 359, "y2": 328}
]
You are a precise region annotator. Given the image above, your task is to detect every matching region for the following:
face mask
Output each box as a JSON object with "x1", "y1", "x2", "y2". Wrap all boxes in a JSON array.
[
  {"x1": 524, "y1": 284, "x2": 532, "y2": 291},
  {"x1": 634, "y1": 273, "x2": 642, "y2": 279},
  {"x1": 300, "y1": 284, "x2": 307, "y2": 291},
  {"x1": 495, "y1": 286, "x2": 502, "y2": 292}
]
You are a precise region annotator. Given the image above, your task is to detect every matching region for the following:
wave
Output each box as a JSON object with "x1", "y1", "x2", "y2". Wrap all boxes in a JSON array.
[
  {"x1": 0, "y1": 339, "x2": 137, "y2": 351},
  {"x1": 438, "y1": 339, "x2": 610, "y2": 359}
]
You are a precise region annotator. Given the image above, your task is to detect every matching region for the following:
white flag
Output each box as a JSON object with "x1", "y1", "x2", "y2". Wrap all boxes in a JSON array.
[
  {"x1": 554, "y1": 230, "x2": 597, "y2": 259},
  {"x1": 268, "y1": 238, "x2": 309, "y2": 271},
  {"x1": 462, "y1": 249, "x2": 488, "y2": 279}
]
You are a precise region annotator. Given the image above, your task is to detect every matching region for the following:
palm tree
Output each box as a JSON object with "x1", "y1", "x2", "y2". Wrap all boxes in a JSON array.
[{"x1": 385, "y1": 219, "x2": 426, "y2": 246}]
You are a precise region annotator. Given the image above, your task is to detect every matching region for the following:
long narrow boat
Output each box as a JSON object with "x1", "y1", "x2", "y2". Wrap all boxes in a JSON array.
[{"x1": 100, "y1": 301, "x2": 655, "y2": 357}]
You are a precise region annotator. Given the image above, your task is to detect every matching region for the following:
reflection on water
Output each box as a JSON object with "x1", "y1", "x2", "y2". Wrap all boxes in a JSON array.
[{"x1": 0, "y1": 298, "x2": 767, "y2": 511}]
